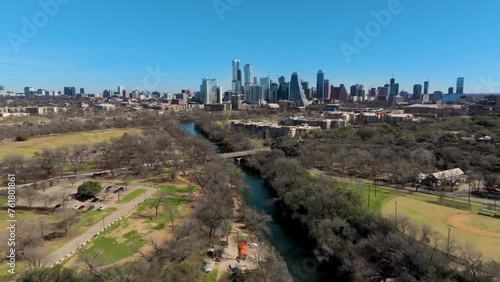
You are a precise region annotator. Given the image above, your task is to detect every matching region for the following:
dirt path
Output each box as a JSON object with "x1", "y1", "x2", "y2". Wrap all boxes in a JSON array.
[{"x1": 447, "y1": 213, "x2": 500, "y2": 238}]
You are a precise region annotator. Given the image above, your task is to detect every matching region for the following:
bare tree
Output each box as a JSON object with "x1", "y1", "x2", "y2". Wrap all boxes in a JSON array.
[
  {"x1": 23, "y1": 247, "x2": 48, "y2": 269},
  {"x1": 21, "y1": 187, "x2": 40, "y2": 209},
  {"x1": 67, "y1": 144, "x2": 90, "y2": 175},
  {"x1": 163, "y1": 198, "x2": 178, "y2": 231},
  {"x1": 148, "y1": 191, "x2": 168, "y2": 219},
  {"x1": 54, "y1": 191, "x2": 71, "y2": 210},
  {"x1": 461, "y1": 243, "x2": 483, "y2": 281},
  {"x1": 41, "y1": 194, "x2": 55, "y2": 210},
  {"x1": 444, "y1": 169, "x2": 464, "y2": 192},
  {"x1": 57, "y1": 211, "x2": 80, "y2": 237},
  {"x1": 249, "y1": 245, "x2": 293, "y2": 282}
]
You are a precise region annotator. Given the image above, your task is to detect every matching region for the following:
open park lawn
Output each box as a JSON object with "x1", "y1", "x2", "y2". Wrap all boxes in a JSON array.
[
  {"x1": 382, "y1": 197, "x2": 500, "y2": 260},
  {"x1": 0, "y1": 128, "x2": 141, "y2": 157}
]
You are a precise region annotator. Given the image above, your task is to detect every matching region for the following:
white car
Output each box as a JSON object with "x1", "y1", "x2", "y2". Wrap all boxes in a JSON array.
[
  {"x1": 97, "y1": 205, "x2": 107, "y2": 211},
  {"x1": 73, "y1": 205, "x2": 80, "y2": 210}
]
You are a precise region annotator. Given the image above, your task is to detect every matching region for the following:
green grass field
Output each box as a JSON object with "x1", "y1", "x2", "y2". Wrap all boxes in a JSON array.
[
  {"x1": 117, "y1": 189, "x2": 146, "y2": 204},
  {"x1": 76, "y1": 207, "x2": 118, "y2": 232},
  {"x1": 382, "y1": 197, "x2": 500, "y2": 260},
  {"x1": 198, "y1": 269, "x2": 218, "y2": 282},
  {"x1": 80, "y1": 222, "x2": 145, "y2": 264},
  {"x1": 0, "y1": 128, "x2": 141, "y2": 157}
]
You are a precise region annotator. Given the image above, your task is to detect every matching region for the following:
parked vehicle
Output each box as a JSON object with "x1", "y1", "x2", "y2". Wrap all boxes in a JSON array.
[
  {"x1": 88, "y1": 205, "x2": 95, "y2": 210},
  {"x1": 73, "y1": 205, "x2": 80, "y2": 210},
  {"x1": 91, "y1": 197, "x2": 99, "y2": 202},
  {"x1": 78, "y1": 205, "x2": 85, "y2": 210},
  {"x1": 54, "y1": 204, "x2": 62, "y2": 209},
  {"x1": 98, "y1": 205, "x2": 107, "y2": 211}
]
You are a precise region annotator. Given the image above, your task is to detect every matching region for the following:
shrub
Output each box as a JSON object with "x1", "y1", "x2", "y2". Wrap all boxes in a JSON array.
[{"x1": 77, "y1": 181, "x2": 102, "y2": 197}]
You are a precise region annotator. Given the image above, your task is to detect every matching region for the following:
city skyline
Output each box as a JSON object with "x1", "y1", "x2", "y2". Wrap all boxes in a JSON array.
[{"x1": 1, "y1": 1, "x2": 500, "y2": 93}]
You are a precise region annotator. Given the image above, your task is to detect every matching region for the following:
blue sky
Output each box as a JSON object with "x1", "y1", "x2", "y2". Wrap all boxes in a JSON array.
[{"x1": 1, "y1": 0, "x2": 500, "y2": 94}]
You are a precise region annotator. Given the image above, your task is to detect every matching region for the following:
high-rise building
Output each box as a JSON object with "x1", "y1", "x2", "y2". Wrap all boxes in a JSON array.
[
  {"x1": 350, "y1": 85, "x2": 357, "y2": 97},
  {"x1": 301, "y1": 81, "x2": 310, "y2": 99},
  {"x1": 323, "y1": 79, "x2": 331, "y2": 101},
  {"x1": 433, "y1": 91, "x2": 443, "y2": 101},
  {"x1": 80, "y1": 88, "x2": 85, "y2": 95},
  {"x1": 253, "y1": 77, "x2": 258, "y2": 86},
  {"x1": 64, "y1": 86, "x2": 76, "y2": 96},
  {"x1": 316, "y1": 70, "x2": 324, "y2": 100},
  {"x1": 424, "y1": 81, "x2": 429, "y2": 94},
  {"x1": 259, "y1": 76, "x2": 271, "y2": 101},
  {"x1": 278, "y1": 76, "x2": 288, "y2": 101},
  {"x1": 456, "y1": 77, "x2": 464, "y2": 94},
  {"x1": 118, "y1": 86, "x2": 124, "y2": 96},
  {"x1": 338, "y1": 84, "x2": 349, "y2": 102},
  {"x1": 232, "y1": 60, "x2": 242, "y2": 94},
  {"x1": 413, "y1": 84, "x2": 423, "y2": 100},
  {"x1": 244, "y1": 63, "x2": 254, "y2": 98},
  {"x1": 289, "y1": 72, "x2": 308, "y2": 107},
  {"x1": 448, "y1": 87, "x2": 454, "y2": 94},
  {"x1": 269, "y1": 83, "x2": 279, "y2": 103},
  {"x1": 24, "y1": 87, "x2": 34, "y2": 96},
  {"x1": 200, "y1": 78, "x2": 210, "y2": 104},
  {"x1": 210, "y1": 79, "x2": 218, "y2": 104},
  {"x1": 249, "y1": 85, "x2": 263, "y2": 104},
  {"x1": 0, "y1": 85, "x2": 4, "y2": 91}
]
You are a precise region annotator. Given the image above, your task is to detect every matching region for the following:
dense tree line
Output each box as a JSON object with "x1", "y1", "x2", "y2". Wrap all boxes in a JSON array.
[{"x1": 246, "y1": 151, "x2": 500, "y2": 281}]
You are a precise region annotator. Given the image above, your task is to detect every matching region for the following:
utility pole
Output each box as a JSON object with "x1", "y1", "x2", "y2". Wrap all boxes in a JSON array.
[
  {"x1": 41, "y1": 221, "x2": 44, "y2": 247},
  {"x1": 367, "y1": 183, "x2": 371, "y2": 209},
  {"x1": 447, "y1": 226, "x2": 453, "y2": 256},
  {"x1": 468, "y1": 171, "x2": 471, "y2": 207},
  {"x1": 395, "y1": 201, "x2": 399, "y2": 228}
]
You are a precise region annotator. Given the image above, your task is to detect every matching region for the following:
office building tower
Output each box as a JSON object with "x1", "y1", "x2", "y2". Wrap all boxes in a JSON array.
[
  {"x1": 269, "y1": 83, "x2": 279, "y2": 103},
  {"x1": 249, "y1": 85, "x2": 263, "y2": 104},
  {"x1": 424, "y1": 81, "x2": 429, "y2": 94},
  {"x1": 210, "y1": 79, "x2": 218, "y2": 104},
  {"x1": 64, "y1": 86, "x2": 76, "y2": 96},
  {"x1": 118, "y1": 86, "x2": 124, "y2": 96},
  {"x1": 289, "y1": 72, "x2": 308, "y2": 107},
  {"x1": 80, "y1": 88, "x2": 85, "y2": 95},
  {"x1": 201, "y1": 78, "x2": 210, "y2": 104},
  {"x1": 254, "y1": 77, "x2": 258, "y2": 86},
  {"x1": 0, "y1": 85, "x2": 4, "y2": 91},
  {"x1": 278, "y1": 76, "x2": 288, "y2": 100},
  {"x1": 323, "y1": 79, "x2": 331, "y2": 100},
  {"x1": 316, "y1": 70, "x2": 324, "y2": 100},
  {"x1": 433, "y1": 91, "x2": 443, "y2": 102},
  {"x1": 24, "y1": 87, "x2": 34, "y2": 96},
  {"x1": 413, "y1": 84, "x2": 423, "y2": 100},
  {"x1": 216, "y1": 87, "x2": 223, "y2": 104},
  {"x1": 244, "y1": 63, "x2": 254, "y2": 98},
  {"x1": 259, "y1": 76, "x2": 271, "y2": 101},
  {"x1": 338, "y1": 84, "x2": 349, "y2": 102},
  {"x1": 448, "y1": 87, "x2": 454, "y2": 94},
  {"x1": 350, "y1": 84, "x2": 358, "y2": 97},
  {"x1": 232, "y1": 60, "x2": 243, "y2": 94},
  {"x1": 456, "y1": 77, "x2": 464, "y2": 94}
]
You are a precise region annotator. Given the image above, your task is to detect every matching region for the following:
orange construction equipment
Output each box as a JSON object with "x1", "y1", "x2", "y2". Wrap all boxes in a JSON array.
[{"x1": 238, "y1": 240, "x2": 248, "y2": 256}]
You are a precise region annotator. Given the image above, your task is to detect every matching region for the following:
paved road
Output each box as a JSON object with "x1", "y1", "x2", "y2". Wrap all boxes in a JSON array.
[
  {"x1": 309, "y1": 168, "x2": 499, "y2": 206},
  {"x1": 44, "y1": 182, "x2": 157, "y2": 266}
]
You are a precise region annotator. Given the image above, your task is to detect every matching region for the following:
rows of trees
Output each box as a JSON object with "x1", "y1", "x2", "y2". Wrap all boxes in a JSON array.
[{"x1": 246, "y1": 150, "x2": 500, "y2": 281}]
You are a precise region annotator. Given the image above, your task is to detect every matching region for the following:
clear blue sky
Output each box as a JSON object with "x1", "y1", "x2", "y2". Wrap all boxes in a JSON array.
[{"x1": 1, "y1": 0, "x2": 500, "y2": 94}]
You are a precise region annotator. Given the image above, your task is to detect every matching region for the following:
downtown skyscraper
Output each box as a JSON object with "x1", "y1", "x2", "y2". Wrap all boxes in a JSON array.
[
  {"x1": 289, "y1": 72, "x2": 308, "y2": 107},
  {"x1": 244, "y1": 63, "x2": 254, "y2": 100},
  {"x1": 456, "y1": 77, "x2": 465, "y2": 94},
  {"x1": 316, "y1": 70, "x2": 325, "y2": 100},
  {"x1": 232, "y1": 60, "x2": 242, "y2": 94}
]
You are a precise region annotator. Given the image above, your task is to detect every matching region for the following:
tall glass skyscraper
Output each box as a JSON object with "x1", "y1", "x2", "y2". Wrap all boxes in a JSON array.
[
  {"x1": 316, "y1": 70, "x2": 324, "y2": 100},
  {"x1": 232, "y1": 60, "x2": 242, "y2": 94},
  {"x1": 424, "y1": 81, "x2": 429, "y2": 94},
  {"x1": 456, "y1": 77, "x2": 464, "y2": 94},
  {"x1": 244, "y1": 63, "x2": 254, "y2": 99},
  {"x1": 289, "y1": 72, "x2": 308, "y2": 107}
]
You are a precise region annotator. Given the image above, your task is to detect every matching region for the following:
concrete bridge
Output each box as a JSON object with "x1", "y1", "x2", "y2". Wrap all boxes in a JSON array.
[{"x1": 218, "y1": 148, "x2": 271, "y2": 159}]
